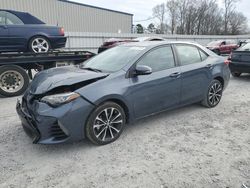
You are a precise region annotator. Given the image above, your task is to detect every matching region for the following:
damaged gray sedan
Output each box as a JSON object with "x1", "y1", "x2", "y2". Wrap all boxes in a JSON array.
[{"x1": 16, "y1": 41, "x2": 230, "y2": 145}]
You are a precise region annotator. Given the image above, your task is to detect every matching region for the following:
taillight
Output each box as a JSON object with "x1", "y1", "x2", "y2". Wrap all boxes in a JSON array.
[
  {"x1": 224, "y1": 59, "x2": 231, "y2": 65},
  {"x1": 59, "y1": 27, "x2": 65, "y2": 36}
]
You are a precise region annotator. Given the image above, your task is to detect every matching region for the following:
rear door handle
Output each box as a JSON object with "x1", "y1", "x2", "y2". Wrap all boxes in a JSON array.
[
  {"x1": 206, "y1": 64, "x2": 213, "y2": 69},
  {"x1": 170, "y1": 72, "x2": 181, "y2": 78}
]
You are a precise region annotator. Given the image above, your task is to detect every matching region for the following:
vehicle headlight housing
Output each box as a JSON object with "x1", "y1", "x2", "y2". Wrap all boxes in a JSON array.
[{"x1": 41, "y1": 92, "x2": 80, "y2": 107}]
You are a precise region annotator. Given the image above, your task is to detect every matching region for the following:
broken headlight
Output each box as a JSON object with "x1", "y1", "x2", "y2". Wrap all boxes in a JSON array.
[{"x1": 41, "y1": 92, "x2": 80, "y2": 107}]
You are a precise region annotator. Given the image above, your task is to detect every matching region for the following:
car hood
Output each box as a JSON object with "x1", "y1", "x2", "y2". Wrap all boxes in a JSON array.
[{"x1": 29, "y1": 67, "x2": 109, "y2": 95}]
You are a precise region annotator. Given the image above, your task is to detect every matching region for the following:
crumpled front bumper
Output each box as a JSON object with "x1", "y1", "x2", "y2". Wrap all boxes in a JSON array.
[
  {"x1": 16, "y1": 95, "x2": 95, "y2": 144},
  {"x1": 16, "y1": 100, "x2": 41, "y2": 143}
]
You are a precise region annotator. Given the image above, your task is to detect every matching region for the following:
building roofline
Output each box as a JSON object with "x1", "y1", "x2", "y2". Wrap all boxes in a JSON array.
[{"x1": 58, "y1": 0, "x2": 133, "y2": 16}]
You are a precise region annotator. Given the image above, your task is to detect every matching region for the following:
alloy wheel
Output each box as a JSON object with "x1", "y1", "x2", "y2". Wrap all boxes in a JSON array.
[
  {"x1": 208, "y1": 82, "x2": 222, "y2": 106},
  {"x1": 31, "y1": 38, "x2": 49, "y2": 53},
  {"x1": 93, "y1": 107, "x2": 124, "y2": 142}
]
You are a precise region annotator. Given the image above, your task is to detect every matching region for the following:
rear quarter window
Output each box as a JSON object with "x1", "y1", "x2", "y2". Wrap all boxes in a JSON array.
[{"x1": 199, "y1": 50, "x2": 208, "y2": 61}]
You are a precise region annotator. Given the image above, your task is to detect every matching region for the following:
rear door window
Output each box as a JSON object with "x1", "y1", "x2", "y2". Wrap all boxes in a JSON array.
[{"x1": 175, "y1": 45, "x2": 202, "y2": 66}]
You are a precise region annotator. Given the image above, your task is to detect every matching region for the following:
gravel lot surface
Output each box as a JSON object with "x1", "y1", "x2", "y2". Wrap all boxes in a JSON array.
[{"x1": 0, "y1": 75, "x2": 249, "y2": 188}]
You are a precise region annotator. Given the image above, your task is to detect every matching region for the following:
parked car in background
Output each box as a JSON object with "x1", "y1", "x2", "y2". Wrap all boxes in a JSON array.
[
  {"x1": 229, "y1": 42, "x2": 250, "y2": 77},
  {"x1": 97, "y1": 36, "x2": 165, "y2": 53},
  {"x1": 17, "y1": 41, "x2": 230, "y2": 145},
  {"x1": 206, "y1": 40, "x2": 239, "y2": 55},
  {"x1": 0, "y1": 10, "x2": 66, "y2": 53}
]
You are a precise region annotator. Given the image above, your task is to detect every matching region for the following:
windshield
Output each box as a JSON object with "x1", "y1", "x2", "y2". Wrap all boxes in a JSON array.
[
  {"x1": 207, "y1": 41, "x2": 222, "y2": 46},
  {"x1": 83, "y1": 46, "x2": 145, "y2": 73},
  {"x1": 239, "y1": 42, "x2": 250, "y2": 51}
]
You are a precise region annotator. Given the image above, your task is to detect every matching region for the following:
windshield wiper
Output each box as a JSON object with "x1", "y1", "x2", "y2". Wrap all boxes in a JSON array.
[{"x1": 81, "y1": 67, "x2": 102, "y2": 73}]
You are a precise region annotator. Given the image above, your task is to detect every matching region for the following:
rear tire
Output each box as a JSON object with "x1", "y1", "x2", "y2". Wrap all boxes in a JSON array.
[
  {"x1": 86, "y1": 102, "x2": 126, "y2": 145},
  {"x1": 201, "y1": 79, "x2": 223, "y2": 108},
  {"x1": 232, "y1": 72, "x2": 241, "y2": 77},
  {"x1": 0, "y1": 65, "x2": 29, "y2": 97},
  {"x1": 29, "y1": 36, "x2": 50, "y2": 53}
]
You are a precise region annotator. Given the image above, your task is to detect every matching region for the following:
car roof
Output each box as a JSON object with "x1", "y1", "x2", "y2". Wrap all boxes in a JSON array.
[
  {"x1": 122, "y1": 41, "x2": 200, "y2": 47},
  {"x1": 0, "y1": 9, "x2": 45, "y2": 24},
  {"x1": 121, "y1": 41, "x2": 216, "y2": 57},
  {"x1": 133, "y1": 36, "x2": 165, "y2": 42}
]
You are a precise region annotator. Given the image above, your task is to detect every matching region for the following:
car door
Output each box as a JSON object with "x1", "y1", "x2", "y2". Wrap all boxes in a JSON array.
[
  {"x1": 128, "y1": 45, "x2": 181, "y2": 119},
  {"x1": 174, "y1": 44, "x2": 212, "y2": 105},
  {"x1": 0, "y1": 11, "x2": 9, "y2": 51},
  {"x1": 4, "y1": 11, "x2": 26, "y2": 51}
]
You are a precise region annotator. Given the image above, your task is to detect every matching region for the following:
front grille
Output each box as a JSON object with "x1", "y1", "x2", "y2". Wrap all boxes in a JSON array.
[{"x1": 50, "y1": 122, "x2": 68, "y2": 141}]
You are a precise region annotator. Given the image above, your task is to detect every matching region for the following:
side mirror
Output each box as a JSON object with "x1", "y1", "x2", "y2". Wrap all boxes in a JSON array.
[{"x1": 134, "y1": 65, "x2": 152, "y2": 76}]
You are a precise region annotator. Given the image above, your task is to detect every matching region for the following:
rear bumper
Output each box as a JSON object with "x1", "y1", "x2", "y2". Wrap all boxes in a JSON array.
[
  {"x1": 49, "y1": 36, "x2": 67, "y2": 49},
  {"x1": 16, "y1": 96, "x2": 94, "y2": 144},
  {"x1": 229, "y1": 62, "x2": 250, "y2": 73}
]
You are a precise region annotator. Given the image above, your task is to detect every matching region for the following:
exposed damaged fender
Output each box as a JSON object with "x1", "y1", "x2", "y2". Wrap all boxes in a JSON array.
[{"x1": 29, "y1": 66, "x2": 109, "y2": 95}]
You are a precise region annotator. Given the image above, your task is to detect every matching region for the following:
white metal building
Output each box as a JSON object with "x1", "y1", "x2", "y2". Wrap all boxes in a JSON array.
[{"x1": 0, "y1": 0, "x2": 133, "y2": 33}]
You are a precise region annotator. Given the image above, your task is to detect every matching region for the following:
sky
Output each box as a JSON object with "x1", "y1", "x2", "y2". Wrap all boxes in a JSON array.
[{"x1": 71, "y1": 0, "x2": 250, "y2": 27}]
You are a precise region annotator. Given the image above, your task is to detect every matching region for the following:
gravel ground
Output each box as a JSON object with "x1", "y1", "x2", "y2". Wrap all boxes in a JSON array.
[{"x1": 0, "y1": 75, "x2": 249, "y2": 188}]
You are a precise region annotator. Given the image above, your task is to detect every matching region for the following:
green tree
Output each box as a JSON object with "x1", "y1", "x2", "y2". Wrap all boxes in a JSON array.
[
  {"x1": 136, "y1": 24, "x2": 144, "y2": 34},
  {"x1": 147, "y1": 23, "x2": 155, "y2": 33}
]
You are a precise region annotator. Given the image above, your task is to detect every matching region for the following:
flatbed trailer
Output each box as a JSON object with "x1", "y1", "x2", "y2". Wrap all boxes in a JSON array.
[{"x1": 0, "y1": 51, "x2": 95, "y2": 97}]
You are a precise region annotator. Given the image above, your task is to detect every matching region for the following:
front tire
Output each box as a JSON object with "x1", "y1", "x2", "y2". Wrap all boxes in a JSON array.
[
  {"x1": 0, "y1": 65, "x2": 29, "y2": 97},
  {"x1": 29, "y1": 36, "x2": 50, "y2": 53},
  {"x1": 86, "y1": 102, "x2": 126, "y2": 145},
  {"x1": 201, "y1": 80, "x2": 223, "y2": 108}
]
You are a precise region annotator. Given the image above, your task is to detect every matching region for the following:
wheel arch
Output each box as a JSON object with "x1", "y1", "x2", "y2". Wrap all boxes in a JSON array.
[
  {"x1": 95, "y1": 96, "x2": 131, "y2": 124},
  {"x1": 27, "y1": 35, "x2": 51, "y2": 51},
  {"x1": 214, "y1": 76, "x2": 224, "y2": 88}
]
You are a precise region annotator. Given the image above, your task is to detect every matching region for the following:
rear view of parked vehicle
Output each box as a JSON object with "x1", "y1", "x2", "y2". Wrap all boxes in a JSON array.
[
  {"x1": 206, "y1": 40, "x2": 238, "y2": 55},
  {"x1": 0, "y1": 9, "x2": 66, "y2": 53},
  {"x1": 229, "y1": 42, "x2": 250, "y2": 77},
  {"x1": 16, "y1": 41, "x2": 230, "y2": 145}
]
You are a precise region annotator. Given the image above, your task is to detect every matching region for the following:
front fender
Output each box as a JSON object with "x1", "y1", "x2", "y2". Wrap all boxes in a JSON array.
[
  {"x1": 85, "y1": 94, "x2": 134, "y2": 123},
  {"x1": 76, "y1": 73, "x2": 135, "y2": 122}
]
